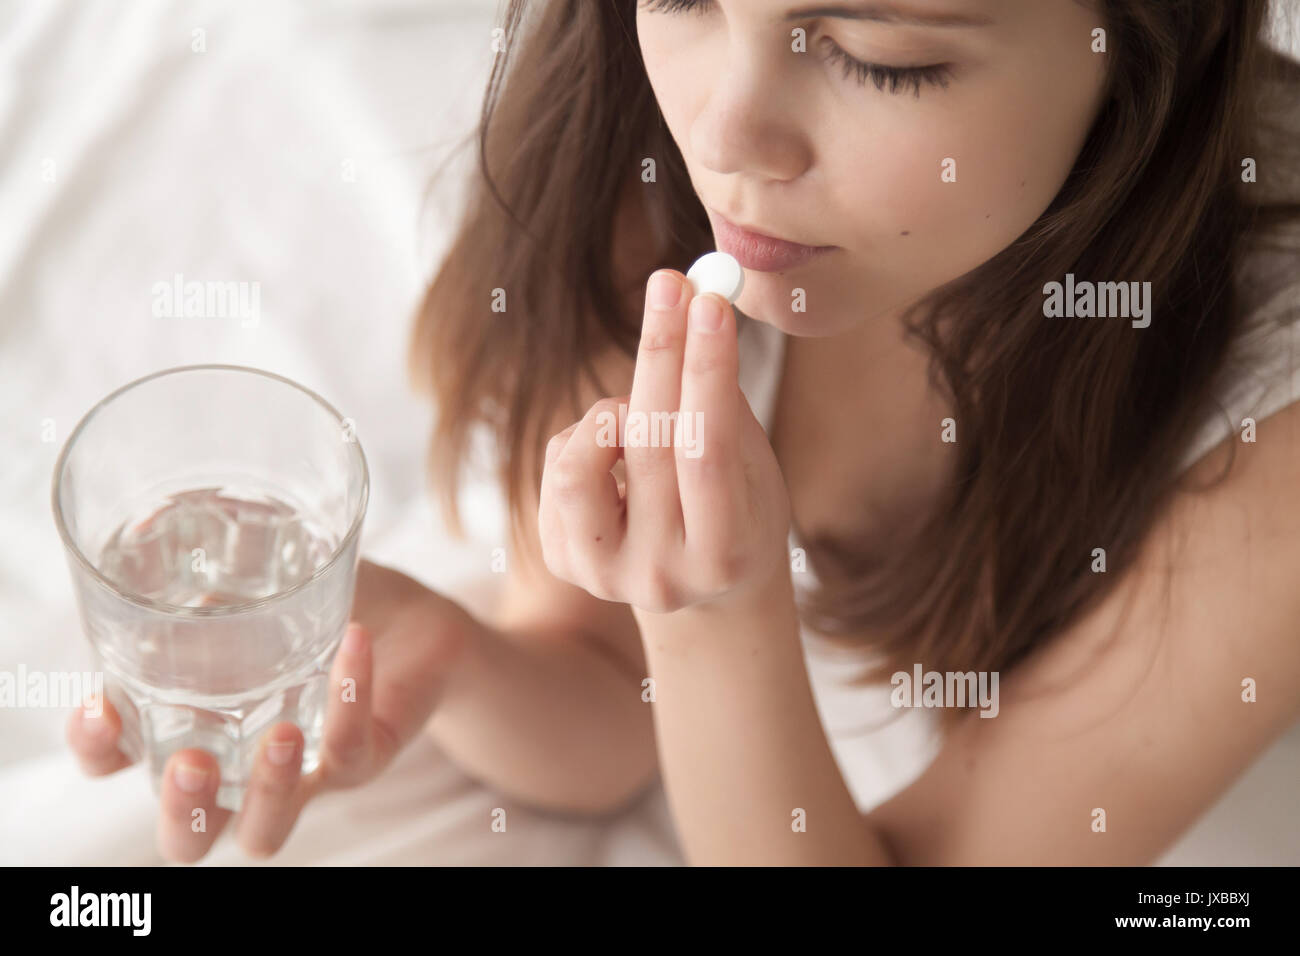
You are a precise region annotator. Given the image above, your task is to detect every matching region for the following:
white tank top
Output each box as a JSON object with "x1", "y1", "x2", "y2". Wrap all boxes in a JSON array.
[
  {"x1": 736, "y1": 314, "x2": 949, "y2": 814},
  {"x1": 734, "y1": 263, "x2": 1300, "y2": 839}
]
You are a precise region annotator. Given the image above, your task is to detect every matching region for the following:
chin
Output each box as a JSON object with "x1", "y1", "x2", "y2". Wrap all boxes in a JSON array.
[
  {"x1": 733, "y1": 267, "x2": 865, "y2": 337},
  {"x1": 735, "y1": 291, "x2": 853, "y2": 338}
]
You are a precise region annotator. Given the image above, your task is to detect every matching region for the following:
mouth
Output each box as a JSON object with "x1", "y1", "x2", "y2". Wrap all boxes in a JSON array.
[{"x1": 706, "y1": 208, "x2": 837, "y2": 274}]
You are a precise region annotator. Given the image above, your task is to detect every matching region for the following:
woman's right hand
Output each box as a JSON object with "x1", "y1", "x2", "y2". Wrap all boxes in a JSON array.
[{"x1": 66, "y1": 558, "x2": 476, "y2": 862}]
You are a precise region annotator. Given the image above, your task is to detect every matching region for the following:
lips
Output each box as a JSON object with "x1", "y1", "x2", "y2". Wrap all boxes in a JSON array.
[{"x1": 708, "y1": 209, "x2": 836, "y2": 273}]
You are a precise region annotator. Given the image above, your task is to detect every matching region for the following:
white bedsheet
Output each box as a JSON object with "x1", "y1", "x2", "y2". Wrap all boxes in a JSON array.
[{"x1": 2, "y1": 0, "x2": 1297, "y2": 867}]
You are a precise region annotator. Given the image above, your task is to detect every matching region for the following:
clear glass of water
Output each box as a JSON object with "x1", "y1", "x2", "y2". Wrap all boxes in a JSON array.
[{"x1": 51, "y1": 365, "x2": 369, "y2": 811}]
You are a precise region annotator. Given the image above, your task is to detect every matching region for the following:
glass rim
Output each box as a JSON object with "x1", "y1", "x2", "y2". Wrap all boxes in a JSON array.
[{"x1": 50, "y1": 363, "x2": 370, "y2": 618}]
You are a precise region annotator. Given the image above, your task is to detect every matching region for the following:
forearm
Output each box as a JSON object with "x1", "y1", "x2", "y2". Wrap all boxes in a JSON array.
[
  {"x1": 635, "y1": 569, "x2": 895, "y2": 865},
  {"x1": 425, "y1": 620, "x2": 658, "y2": 816}
]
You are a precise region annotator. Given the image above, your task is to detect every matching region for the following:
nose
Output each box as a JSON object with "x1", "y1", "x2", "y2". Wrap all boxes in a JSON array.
[{"x1": 687, "y1": 37, "x2": 814, "y2": 182}]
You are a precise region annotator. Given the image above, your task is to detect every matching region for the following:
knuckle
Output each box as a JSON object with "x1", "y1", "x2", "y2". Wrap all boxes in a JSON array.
[
  {"x1": 247, "y1": 775, "x2": 295, "y2": 809},
  {"x1": 548, "y1": 461, "x2": 588, "y2": 503},
  {"x1": 638, "y1": 325, "x2": 686, "y2": 355},
  {"x1": 623, "y1": 441, "x2": 669, "y2": 468},
  {"x1": 677, "y1": 441, "x2": 724, "y2": 476},
  {"x1": 625, "y1": 426, "x2": 676, "y2": 462},
  {"x1": 637, "y1": 568, "x2": 682, "y2": 614},
  {"x1": 581, "y1": 576, "x2": 615, "y2": 603},
  {"x1": 585, "y1": 563, "x2": 622, "y2": 602},
  {"x1": 581, "y1": 398, "x2": 623, "y2": 442},
  {"x1": 699, "y1": 544, "x2": 747, "y2": 592},
  {"x1": 545, "y1": 432, "x2": 569, "y2": 463},
  {"x1": 324, "y1": 725, "x2": 367, "y2": 766}
]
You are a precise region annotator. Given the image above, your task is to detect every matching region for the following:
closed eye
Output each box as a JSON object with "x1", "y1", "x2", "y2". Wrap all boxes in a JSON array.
[{"x1": 821, "y1": 37, "x2": 951, "y2": 96}]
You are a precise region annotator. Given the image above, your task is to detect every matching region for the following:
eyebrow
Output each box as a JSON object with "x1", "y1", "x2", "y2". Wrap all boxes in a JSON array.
[{"x1": 781, "y1": 2, "x2": 994, "y2": 27}]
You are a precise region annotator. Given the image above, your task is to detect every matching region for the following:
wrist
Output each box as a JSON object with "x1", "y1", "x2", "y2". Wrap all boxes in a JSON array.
[
  {"x1": 634, "y1": 556, "x2": 798, "y2": 647},
  {"x1": 697, "y1": 549, "x2": 795, "y2": 617}
]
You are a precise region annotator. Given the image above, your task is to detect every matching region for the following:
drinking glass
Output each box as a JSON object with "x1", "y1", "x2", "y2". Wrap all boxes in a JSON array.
[{"x1": 51, "y1": 365, "x2": 369, "y2": 811}]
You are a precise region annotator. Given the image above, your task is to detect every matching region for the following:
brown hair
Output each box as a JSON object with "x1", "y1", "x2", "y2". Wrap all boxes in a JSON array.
[{"x1": 410, "y1": 0, "x2": 1300, "y2": 731}]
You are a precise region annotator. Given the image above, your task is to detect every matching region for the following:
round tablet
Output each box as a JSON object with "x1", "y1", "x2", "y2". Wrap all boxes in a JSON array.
[{"x1": 686, "y1": 251, "x2": 744, "y2": 304}]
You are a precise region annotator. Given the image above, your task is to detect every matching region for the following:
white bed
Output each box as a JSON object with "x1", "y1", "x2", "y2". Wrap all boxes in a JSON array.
[{"x1": 1, "y1": 0, "x2": 1296, "y2": 866}]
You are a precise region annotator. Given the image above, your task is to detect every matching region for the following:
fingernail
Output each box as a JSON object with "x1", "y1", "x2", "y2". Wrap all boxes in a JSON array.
[
  {"x1": 174, "y1": 763, "x2": 209, "y2": 793},
  {"x1": 648, "y1": 271, "x2": 683, "y2": 310},
  {"x1": 266, "y1": 740, "x2": 298, "y2": 767},
  {"x1": 341, "y1": 622, "x2": 365, "y2": 656},
  {"x1": 689, "y1": 294, "x2": 724, "y2": 332}
]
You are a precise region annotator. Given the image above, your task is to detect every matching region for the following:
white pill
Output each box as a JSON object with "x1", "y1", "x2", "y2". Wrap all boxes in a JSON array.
[{"x1": 686, "y1": 251, "x2": 744, "y2": 304}]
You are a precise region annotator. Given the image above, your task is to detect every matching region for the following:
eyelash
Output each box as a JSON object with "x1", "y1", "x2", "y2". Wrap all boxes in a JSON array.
[{"x1": 639, "y1": 0, "x2": 953, "y2": 97}]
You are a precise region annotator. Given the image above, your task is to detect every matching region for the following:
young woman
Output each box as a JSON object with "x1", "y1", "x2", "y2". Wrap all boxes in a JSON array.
[{"x1": 72, "y1": 0, "x2": 1300, "y2": 865}]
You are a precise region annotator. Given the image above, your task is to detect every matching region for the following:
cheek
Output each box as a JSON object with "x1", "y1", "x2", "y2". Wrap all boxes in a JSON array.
[
  {"x1": 636, "y1": 15, "x2": 697, "y2": 137},
  {"x1": 825, "y1": 66, "x2": 1103, "y2": 282},
  {"x1": 952, "y1": 63, "x2": 1106, "y2": 236},
  {"x1": 812, "y1": 120, "x2": 1029, "y2": 298},
  {"x1": 824, "y1": 115, "x2": 1066, "y2": 252}
]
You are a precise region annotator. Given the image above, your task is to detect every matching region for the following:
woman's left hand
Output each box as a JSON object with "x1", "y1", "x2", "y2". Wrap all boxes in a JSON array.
[{"x1": 538, "y1": 268, "x2": 791, "y2": 614}]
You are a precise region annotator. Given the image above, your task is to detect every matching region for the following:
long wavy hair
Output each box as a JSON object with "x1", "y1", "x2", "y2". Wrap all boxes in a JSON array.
[{"x1": 410, "y1": 0, "x2": 1300, "y2": 731}]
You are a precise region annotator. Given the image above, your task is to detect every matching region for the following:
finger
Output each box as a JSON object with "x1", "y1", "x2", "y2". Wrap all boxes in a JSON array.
[
  {"x1": 66, "y1": 695, "x2": 133, "y2": 776},
  {"x1": 677, "y1": 292, "x2": 744, "y2": 544},
  {"x1": 156, "y1": 749, "x2": 233, "y2": 863},
  {"x1": 315, "y1": 622, "x2": 375, "y2": 787},
  {"x1": 552, "y1": 396, "x2": 627, "y2": 557},
  {"x1": 626, "y1": 269, "x2": 689, "y2": 542},
  {"x1": 538, "y1": 425, "x2": 579, "y2": 577},
  {"x1": 545, "y1": 421, "x2": 580, "y2": 466},
  {"x1": 234, "y1": 722, "x2": 311, "y2": 858},
  {"x1": 539, "y1": 407, "x2": 624, "y2": 586}
]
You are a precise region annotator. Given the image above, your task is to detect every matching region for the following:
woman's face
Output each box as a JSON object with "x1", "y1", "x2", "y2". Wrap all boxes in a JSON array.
[{"x1": 636, "y1": 0, "x2": 1110, "y2": 336}]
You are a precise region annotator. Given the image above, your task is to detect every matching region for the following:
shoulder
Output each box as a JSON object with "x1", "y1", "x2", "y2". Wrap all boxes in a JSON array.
[{"x1": 866, "y1": 402, "x2": 1300, "y2": 864}]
